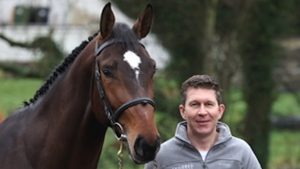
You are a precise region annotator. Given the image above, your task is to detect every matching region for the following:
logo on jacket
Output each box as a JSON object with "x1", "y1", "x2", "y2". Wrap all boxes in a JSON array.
[{"x1": 172, "y1": 163, "x2": 194, "y2": 169}]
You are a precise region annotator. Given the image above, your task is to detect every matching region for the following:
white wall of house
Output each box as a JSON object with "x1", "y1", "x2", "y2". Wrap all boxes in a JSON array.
[{"x1": 0, "y1": 0, "x2": 169, "y2": 69}]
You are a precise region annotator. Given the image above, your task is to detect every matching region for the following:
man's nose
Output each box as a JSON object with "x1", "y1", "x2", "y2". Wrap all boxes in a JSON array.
[{"x1": 197, "y1": 105, "x2": 207, "y2": 115}]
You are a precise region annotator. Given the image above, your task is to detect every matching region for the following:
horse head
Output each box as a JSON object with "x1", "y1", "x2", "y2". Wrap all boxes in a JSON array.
[{"x1": 91, "y1": 3, "x2": 160, "y2": 164}]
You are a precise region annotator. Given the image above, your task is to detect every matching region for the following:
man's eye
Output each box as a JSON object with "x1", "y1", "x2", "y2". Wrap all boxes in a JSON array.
[
  {"x1": 205, "y1": 102, "x2": 215, "y2": 107},
  {"x1": 190, "y1": 103, "x2": 199, "y2": 107}
]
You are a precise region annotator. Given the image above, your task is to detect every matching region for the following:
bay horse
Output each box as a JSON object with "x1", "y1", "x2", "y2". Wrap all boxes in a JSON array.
[{"x1": 0, "y1": 3, "x2": 160, "y2": 169}]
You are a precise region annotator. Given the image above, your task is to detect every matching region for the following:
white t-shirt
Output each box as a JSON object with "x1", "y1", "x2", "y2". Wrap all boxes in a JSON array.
[{"x1": 199, "y1": 150, "x2": 208, "y2": 161}]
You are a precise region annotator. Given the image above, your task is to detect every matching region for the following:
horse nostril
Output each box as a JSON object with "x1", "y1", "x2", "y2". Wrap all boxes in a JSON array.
[{"x1": 134, "y1": 135, "x2": 161, "y2": 162}]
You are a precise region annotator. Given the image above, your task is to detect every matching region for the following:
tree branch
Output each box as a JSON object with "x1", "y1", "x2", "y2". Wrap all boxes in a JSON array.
[{"x1": 0, "y1": 33, "x2": 32, "y2": 48}]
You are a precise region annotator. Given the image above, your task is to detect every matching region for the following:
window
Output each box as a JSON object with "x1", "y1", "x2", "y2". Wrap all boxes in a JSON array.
[{"x1": 14, "y1": 5, "x2": 50, "y2": 25}]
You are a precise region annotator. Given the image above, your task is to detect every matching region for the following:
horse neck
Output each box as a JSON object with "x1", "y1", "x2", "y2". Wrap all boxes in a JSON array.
[{"x1": 26, "y1": 38, "x2": 108, "y2": 169}]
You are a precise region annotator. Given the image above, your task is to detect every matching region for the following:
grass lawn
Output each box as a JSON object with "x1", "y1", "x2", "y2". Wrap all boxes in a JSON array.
[
  {"x1": 269, "y1": 130, "x2": 300, "y2": 169},
  {"x1": 0, "y1": 76, "x2": 42, "y2": 116}
]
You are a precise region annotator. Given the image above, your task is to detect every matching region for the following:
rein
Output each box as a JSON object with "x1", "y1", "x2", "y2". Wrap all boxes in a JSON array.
[{"x1": 94, "y1": 39, "x2": 156, "y2": 141}]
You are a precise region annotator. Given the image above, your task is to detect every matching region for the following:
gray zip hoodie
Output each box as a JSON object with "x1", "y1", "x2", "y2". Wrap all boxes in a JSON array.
[{"x1": 144, "y1": 121, "x2": 262, "y2": 169}]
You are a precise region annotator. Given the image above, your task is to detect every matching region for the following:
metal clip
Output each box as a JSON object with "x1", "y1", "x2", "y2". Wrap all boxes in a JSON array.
[{"x1": 113, "y1": 122, "x2": 127, "y2": 141}]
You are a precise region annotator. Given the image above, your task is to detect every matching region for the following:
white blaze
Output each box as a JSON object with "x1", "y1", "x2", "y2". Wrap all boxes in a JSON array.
[{"x1": 123, "y1": 51, "x2": 142, "y2": 80}]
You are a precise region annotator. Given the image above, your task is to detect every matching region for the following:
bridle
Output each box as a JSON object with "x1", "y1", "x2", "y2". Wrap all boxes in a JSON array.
[{"x1": 94, "y1": 38, "x2": 156, "y2": 141}]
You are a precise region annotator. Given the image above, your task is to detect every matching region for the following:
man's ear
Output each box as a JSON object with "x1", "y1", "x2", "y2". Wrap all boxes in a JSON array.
[
  {"x1": 218, "y1": 104, "x2": 225, "y2": 120},
  {"x1": 179, "y1": 104, "x2": 186, "y2": 120}
]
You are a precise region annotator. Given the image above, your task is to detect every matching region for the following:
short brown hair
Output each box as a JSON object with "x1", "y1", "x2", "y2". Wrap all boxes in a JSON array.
[{"x1": 180, "y1": 75, "x2": 223, "y2": 104}]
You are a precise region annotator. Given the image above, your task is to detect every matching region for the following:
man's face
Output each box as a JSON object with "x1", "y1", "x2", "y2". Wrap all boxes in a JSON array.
[{"x1": 179, "y1": 87, "x2": 225, "y2": 137}]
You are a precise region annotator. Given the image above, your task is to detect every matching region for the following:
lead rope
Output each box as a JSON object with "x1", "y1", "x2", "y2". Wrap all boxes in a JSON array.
[{"x1": 117, "y1": 142, "x2": 124, "y2": 169}]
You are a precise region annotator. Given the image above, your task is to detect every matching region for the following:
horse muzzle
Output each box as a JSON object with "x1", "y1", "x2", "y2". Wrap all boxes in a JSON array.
[{"x1": 132, "y1": 135, "x2": 160, "y2": 164}]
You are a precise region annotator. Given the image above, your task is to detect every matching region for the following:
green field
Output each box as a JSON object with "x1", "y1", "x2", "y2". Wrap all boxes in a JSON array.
[
  {"x1": 0, "y1": 77, "x2": 42, "y2": 115},
  {"x1": 0, "y1": 75, "x2": 299, "y2": 169}
]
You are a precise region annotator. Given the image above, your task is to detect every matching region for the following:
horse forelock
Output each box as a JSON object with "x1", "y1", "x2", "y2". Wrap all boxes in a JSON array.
[
  {"x1": 24, "y1": 33, "x2": 98, "y2": 106},
  {"x1": 111, "y1": 23, "x2": 140, "y2": 50}
]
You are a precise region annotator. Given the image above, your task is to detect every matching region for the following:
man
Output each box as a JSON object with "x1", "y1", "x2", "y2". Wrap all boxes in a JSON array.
[{"x1": 145, "y1": 75, "x2": 261, "y2": 169}]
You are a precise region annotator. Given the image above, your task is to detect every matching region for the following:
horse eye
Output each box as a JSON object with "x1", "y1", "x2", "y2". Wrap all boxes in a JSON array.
[{"x1": 102, "y1": 67, "x2": 113, "y2": 77}]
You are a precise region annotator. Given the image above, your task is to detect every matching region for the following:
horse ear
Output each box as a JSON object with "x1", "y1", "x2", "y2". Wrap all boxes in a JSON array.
[
  {"x1": 132, "y1": 4, "x2": 153, "y2": 39},
  {"x1": 99, "y1": 3, "x2": 115, "y2": 39}
]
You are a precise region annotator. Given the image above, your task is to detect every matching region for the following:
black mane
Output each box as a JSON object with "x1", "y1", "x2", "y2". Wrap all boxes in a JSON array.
[{"x1": 24, "y1": 33, "x2": 97, "y2": 106}]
